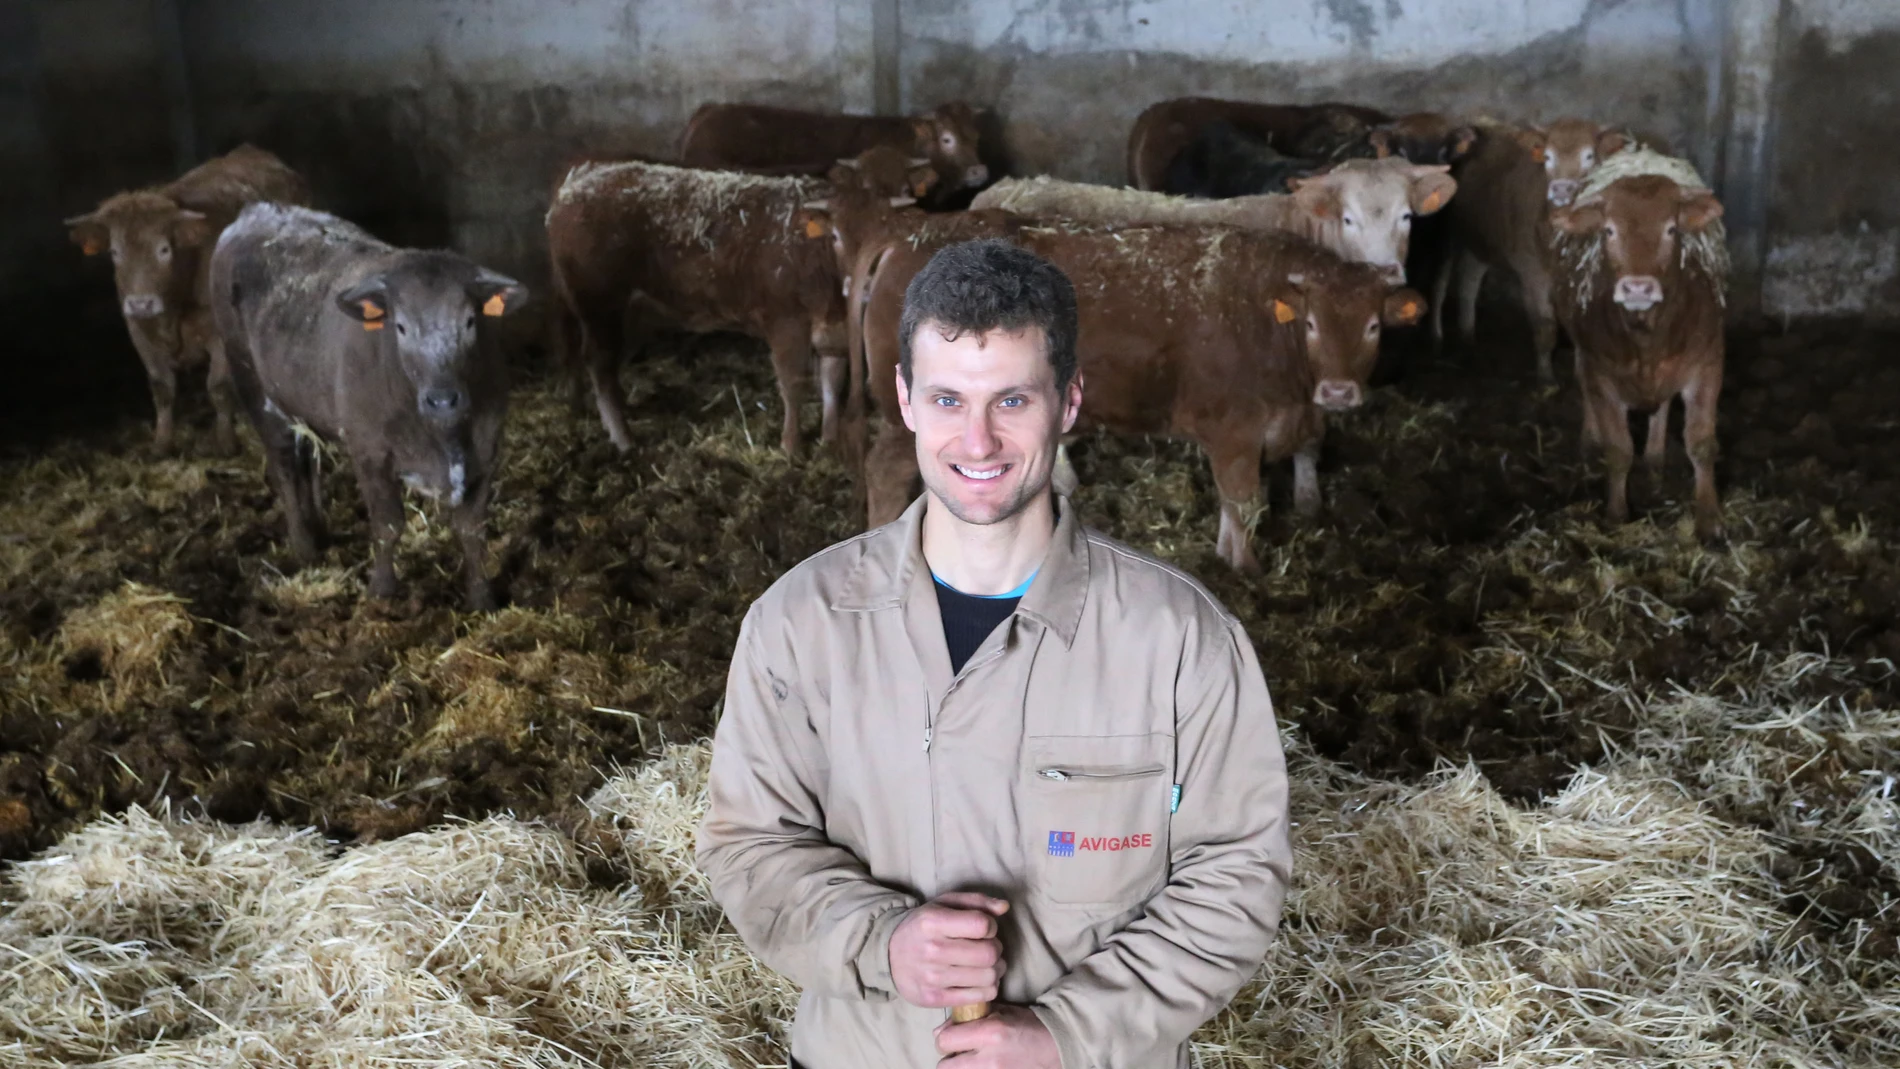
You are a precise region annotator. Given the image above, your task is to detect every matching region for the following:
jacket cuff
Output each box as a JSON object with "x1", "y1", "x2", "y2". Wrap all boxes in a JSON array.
[
  {"x1": 1030, "y1": 999, "x2": 1088, "y2": 1069},
  {"x1": 853, "y1": 901, "x2": 915, "y2": 999}
]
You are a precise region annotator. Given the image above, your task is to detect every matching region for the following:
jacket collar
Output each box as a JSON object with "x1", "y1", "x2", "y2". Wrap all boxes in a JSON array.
[{"x1": 831, "y1": 493, "x2": 1090, "y2": 649}]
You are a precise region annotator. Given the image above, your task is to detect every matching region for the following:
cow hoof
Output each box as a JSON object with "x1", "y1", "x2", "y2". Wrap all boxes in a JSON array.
[
  {"x1": 466, "y1": 586, "x2": 498, "y2": 613},
  {"x1": 1696, "y1": 515, "x2": 1727, "y2": 545},
  {"x1": 1294, "y1": 495, "x2": 1321, "y2": 521}
]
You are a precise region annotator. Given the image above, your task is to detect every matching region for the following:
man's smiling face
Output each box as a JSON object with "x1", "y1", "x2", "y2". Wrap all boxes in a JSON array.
[{"x1": 898, "y1": 322, "x2": 1081, "y2": 526}]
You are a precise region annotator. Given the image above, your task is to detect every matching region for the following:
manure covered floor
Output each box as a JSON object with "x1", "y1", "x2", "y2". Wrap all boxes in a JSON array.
[{"x1": 2, "y1": 316, "x2": 1899, "y2": 1064}]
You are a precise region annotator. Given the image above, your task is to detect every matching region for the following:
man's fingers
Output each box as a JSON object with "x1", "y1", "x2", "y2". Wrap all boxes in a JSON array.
[
  {"x1": 921, "y1": 933, "x2": 1002, "y2": 968},
  {"x1": 934, "y1": 891, "x2": 1010, "y2": 917},
  {"x1": 935, "y1": 1016, "x2": 1001, "y2": 1056},
  {"x1": 921, "y1": 905, "x2": 1000, "y2": 941}
]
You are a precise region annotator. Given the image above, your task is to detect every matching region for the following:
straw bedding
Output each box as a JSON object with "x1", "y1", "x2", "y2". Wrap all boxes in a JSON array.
[{"x1": 4, "y1": 322, "x2": 1900, "y2": 1062}]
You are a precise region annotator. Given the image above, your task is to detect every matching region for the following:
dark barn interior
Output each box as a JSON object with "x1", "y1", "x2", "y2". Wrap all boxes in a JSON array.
[{"x1": 3, "y1": 2, "x2": 1900, "y2": 1066}]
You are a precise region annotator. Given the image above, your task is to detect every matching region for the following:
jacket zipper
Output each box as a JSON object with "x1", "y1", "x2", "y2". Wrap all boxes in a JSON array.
[{"x1": 1038, "y1": 764, "x2": 1166, "y2": 782}]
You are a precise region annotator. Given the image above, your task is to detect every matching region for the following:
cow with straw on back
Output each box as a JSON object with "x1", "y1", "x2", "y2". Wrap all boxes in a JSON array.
[{"x1": 1547, "y1": 147, "x2": 1730, "y2": 540}]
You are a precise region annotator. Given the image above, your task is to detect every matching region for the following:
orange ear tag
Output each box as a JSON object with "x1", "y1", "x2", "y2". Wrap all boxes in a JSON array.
[
  {"x1": 804, "y1": 218, "x2": 825, "y2": 239},
  {"x1": 1420, "y1": 191, "x2": 1442, "y2": 214},
  {"x1": 359, "y1": 300, "x2": 384, "y2": 320},
  {"x1": 1273, "y1": 299, "x2": 1297, "y2": 324},
  {"x1": 82, "y1": 239, "x2": 102, "y2": 256},
  {"x1": 1401, "y1": 300, "x2": 1420, "y2": 320},
  {"x1": 362, "y1": 320, "x2": 385, "y2": 332},
  {"x1": 912, "y1": 180, "x2": 931, "y2": 198},
  {"x1": 482, "y1": 293, "x2": 506, "y2": 317}
]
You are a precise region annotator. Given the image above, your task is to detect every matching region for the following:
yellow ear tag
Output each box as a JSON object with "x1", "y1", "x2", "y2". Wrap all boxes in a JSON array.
[
  {"x1": 1273, "y1": 299, "x2": 1297, "y2": 324},
  {"x1": 1420, "y1": 190, "x2": 1442, "y2": 214},
  {"x1": 1401, "y1": 300, "x2": 1420, "y2": 320},
  {"x1": 362, "y1": 320, "x2": 385, "y2": 332},
  {"x1": 804, "y1": 218, "x2": 825, "y2": 239},
  {"x1": 483, "y1": 293, "x2": 506, "y2": 317},
  {"x1": 82, "y1": 239, "x2": 102, "y2": 256},
  {"x1": 359, "y1": 300, "x2": 384, "y2": 320}
]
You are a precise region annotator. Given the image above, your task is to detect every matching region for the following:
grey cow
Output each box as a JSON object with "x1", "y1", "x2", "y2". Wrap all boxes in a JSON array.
[{"x1": 209, "y1": 203, "x2": 525, "y2": 610}]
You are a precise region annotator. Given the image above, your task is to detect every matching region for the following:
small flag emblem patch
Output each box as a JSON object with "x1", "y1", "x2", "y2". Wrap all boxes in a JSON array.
[{"x1": 1047, "y1": 830, "x2": 1076, "y2": 857}]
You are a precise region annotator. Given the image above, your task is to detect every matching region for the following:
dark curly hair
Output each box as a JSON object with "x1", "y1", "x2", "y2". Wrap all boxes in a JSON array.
[{"x1": 898, "y1": 239, "x2": 1078, "y2": 391}]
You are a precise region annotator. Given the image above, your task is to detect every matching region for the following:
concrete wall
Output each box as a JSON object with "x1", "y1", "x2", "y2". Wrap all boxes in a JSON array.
[{"x1": 1762, "y1": 2, "x2": 1900, "y2": 320}]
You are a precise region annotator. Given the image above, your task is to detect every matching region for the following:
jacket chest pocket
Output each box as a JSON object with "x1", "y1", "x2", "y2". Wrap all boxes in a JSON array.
[{"x1": 1026, "y1": 734, "x2": 1172, "y2": 909}]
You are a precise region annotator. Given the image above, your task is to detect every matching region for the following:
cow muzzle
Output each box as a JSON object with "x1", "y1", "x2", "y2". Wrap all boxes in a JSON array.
[
  {"x1": 1613, "y1": 275, "x2": 1664, "y2": 311},
  {"x1": 122, "y1": 295, "x2": 165, "y2": 319},
  {"x1": 419, "y1": 386, "x2": 467, "y2": 419},
  {"x1": 963, "y1": 163, "x2": 990, "y2": 188},
  {"x1": 1313, "y1": 379, "x2": 1364, "y2": 412},
  {"x1": 1547, "y1": 179, "x2": 1581, "y2": 206}
]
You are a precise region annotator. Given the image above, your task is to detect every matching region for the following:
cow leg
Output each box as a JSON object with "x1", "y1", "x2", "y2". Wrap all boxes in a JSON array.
[
  {"x1": 1523, "y1": 266, "x2": 1559, "y2": 383},
  {"x1": 767, "y1": 321, "x2": 814, "y2": 456},
  {"x1": 1293, "y1": 440, "x2": 1322, "y2": 520},
  {"x1": 1576, "y1": 350, "x2": 1603, "y2": 452},
  {"x1": 1430, "y1": 242, "x2": 1457, "y2": 352},
  {"x1": 1454, "y1": 250, "x2": 1487, "y2": 344},
  {"x1": 1682, "y1": 363, "x2": 1725, "y2": 542},
  {"x1": 1586, "y1": 378, "x2": 1635, "y2": 526},
  {"x1": 582, "y1": 315, "x2": 634, "y2": 452},
  {"x1": 1643, "y1": 402, "x2": 1670, "y2": 474},
  {"x1": 205, "y1": 335, "x2": 239, "y2": 456},
  {"x1": 253, "y1": 414, "x2": 321, "y2": 563},
  {"x1": 451, "y1": 478, "x2": 497, "y2": 612},
  {"x1": 864, "y1": 423, "x2": 920, "y2": 529},
  {"x1": 354, "y1": 455, "x2": 406, "y2": 600},
  {"x1": 819, "y1": 354, "x2": 847, "y2": 448},
  {"x1": 1209, "y1": 439, "x2": 1264, "y2": 573},
  {"x1": 148, "y1": 364, "x2": 180, "y2": 455}
]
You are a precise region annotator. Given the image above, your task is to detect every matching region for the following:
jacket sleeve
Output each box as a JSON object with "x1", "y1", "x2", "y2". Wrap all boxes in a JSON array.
[
  {"x1": 696, "y1": 606, "x2": 921, "y2": 1000},
  {"x1": 1031, "y1": 615, "x2": 1293, "y2": 1069}
]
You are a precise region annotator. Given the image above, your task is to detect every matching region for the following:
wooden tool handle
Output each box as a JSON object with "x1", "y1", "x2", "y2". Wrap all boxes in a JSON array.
[{"x1": 950, "y1": 1002, "x2": 991, "y2": 1024}]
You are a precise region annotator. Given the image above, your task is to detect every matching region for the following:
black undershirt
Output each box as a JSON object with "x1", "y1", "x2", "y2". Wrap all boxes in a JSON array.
[{"x1": 934, "y1": 580, "x2": 1021, "y2": 674}]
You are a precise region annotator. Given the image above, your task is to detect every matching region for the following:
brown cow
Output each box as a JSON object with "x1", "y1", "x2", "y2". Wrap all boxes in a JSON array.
[
  {"x1": 1548, "y1": 149, "x2": 1728, "y2": 540},
  {"x1": 678, "y1": 102, "x2": 989, "y2": 204},
  {"x1": 844, "y1": 220, "x2": 1422, "y2": 570},
  {"x1": 546, "y1": 154, "x2": 919, "y2": 455},
  {"x1": 1126, "y1": 98, "x2": 1391, "y2": 190},
  {"x1": 969, "y1": 157, "x2": 1456, "y2": 284},
  {"x1": 65, "y1": 144, "x2": 309, "y2": 453},
  {"x1": 1432, "y1": 118, "x2": 1632, "y2": 379},
  {"x1": 1369, "y1": 113, "x2": 1480, "y2": 166}
]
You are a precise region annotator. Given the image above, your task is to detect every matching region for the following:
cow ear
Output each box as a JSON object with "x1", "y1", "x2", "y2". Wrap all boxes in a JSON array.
[
  {"x1": 469, "y1": 270, "x2": 527, "y2": 318},
  {"x1": 1290, "y1": 179, "x2": 1341, "y2": 220},
  {"x1": 1596, "y1": 129, "x2": 1630, "y2": 158},
  {"x1": 1515, "y1": 126, "x2": 1548, "y2": 158},
  {"x1": 172, "y1": 210, "x2": 216, "y2": 249},
  {"x1": 1383, "y1": 288, "x2": 1426, "y2": 327},
  {"x1": 1448, "y1": 125, "x2": 1479, "y2": 162},
  {"x1": 1272, "y1": 278, "x2": 1307, "y2": 324},
  {"x1": 911, "y1": 117, "x2": 934, "y2": 144},
  {"x1": 337, "y1": 278, "x2": 390, "y2": 330},
  {"x1": 795, "y1": 202, "x2": 833, "y2": 239},
  {"x1": 1410, "y1": 170, "x2": 1457, "y2": 216},
  {"x1": 1367, "y1": 128, "x2": 1396, "y2": 159},
  {"x1": 1550, "y1": 202, "x2": 1606, "y2": 235},
  {"x1": 66, "y1": 212, "x2": 108, "y2": 256},
  {"x1": 1678, "y1": 190, "x2": 1724, "y2": 231}
]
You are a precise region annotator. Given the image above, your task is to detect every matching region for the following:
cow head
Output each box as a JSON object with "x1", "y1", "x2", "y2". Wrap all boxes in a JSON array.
[
  {"x1": 335, "y1": 255, "x2": 526, "y2": 439},
  {"x1": 1368, "y1": 113, "x2": 1480, "y2": 165},
  {"x1": 66, "y1": 191, "x2": 217, "y2": 322},
  {"x1": 914, "y1": 102, "x2": 990, "y2": 189},
  {"x1": 1280, "y1": 263, "x2": 1425, "y2": 413},
  {"x1": 1289, "y1": 159, "x2": 1455, "y2": 285},
  {"x1": 1550, "y1": 174, "x2": 1724, "y2": 315},
  {"x1": 802, "y1": 155, "x2": 921, "y2": 293},
  {"x1": 1518, "y1": 118, "x2": 1631, "y2": 207}
]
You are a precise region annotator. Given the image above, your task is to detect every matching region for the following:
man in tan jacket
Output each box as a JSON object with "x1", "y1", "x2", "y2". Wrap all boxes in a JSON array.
[{"x1": 698, "y1": 239, "x2": 1292, "y2": 1069}]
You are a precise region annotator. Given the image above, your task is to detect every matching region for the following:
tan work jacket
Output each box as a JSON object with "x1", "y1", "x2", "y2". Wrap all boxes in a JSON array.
[{"x1": 697, "y1": 496, "x2": 1292, "y2": 1069}]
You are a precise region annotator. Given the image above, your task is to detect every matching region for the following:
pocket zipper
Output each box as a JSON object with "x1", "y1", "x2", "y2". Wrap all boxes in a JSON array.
[{"x1": 1038, "y1": 764, "x2": 1165, "y2": 782}]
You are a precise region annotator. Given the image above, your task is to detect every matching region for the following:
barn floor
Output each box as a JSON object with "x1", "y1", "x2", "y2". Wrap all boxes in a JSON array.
[{"x1": 3, "y1": 315, "x2": 1899, "y2": 1063}]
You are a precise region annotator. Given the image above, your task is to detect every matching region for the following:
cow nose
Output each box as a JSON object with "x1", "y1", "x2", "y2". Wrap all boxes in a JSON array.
[
  {"x1": 122, "y1": 295, "x2": 164, "y2": 319},
  {"x1": 421, "y1": 387, "x2": 465, "y2": 414},
  {"x1": 1613, "y1": 275, "x2": 1664, "y2": 310},
  {"x1": 963, "y1": 163, "x2": 990, "y2": 187},
  {"x1": 1547, "y1": 179, "x2": 1580, "y2": 206},
  {"x1": 1312, "y1": 379, "x2": 1363, "y2": 411}
]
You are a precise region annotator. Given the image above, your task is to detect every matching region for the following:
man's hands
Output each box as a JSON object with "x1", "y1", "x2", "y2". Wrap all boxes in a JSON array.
[
  {"x1": 890, "y1": 892, "x2": 1009, "y2": 1009},
  {"x1": 936, "y1": 1003, "x2": 1061, "y2": 1068}
]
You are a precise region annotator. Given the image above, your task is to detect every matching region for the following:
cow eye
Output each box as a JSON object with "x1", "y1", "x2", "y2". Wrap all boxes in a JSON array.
[
  {"x1": 1366, "y1": 320, "x2": 1381, "y2": 337},
  {"x1": 1342, "y1": 216, "x2": 1357, "y2": 228},
  {"x1": 1306, "y1": 317, "x2": 1318, "y2": 332},
  {"x1": 1605, "y1": 223, "x2": 1619, "y2": 239},
  {"x1": 466, "y1": 315, "x2": 477, "y2": 330},
  {"x1": 396, "y1": 322, "x2": 407, "y2": 337},
  {"x1": 1664, "y1": 222, "x2": 1678, "y2": 238},
  {"x1": 1543, "y1": 148, "x2": 1555, "y2": 166},
  {"x1": 156, "y1": 242, "x2": 172, "y2": 260},
  {"x1": 1581, "y1": 149, "x2": 1595, "y2": 167}
]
